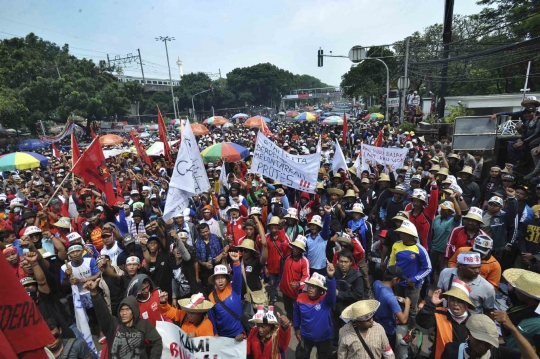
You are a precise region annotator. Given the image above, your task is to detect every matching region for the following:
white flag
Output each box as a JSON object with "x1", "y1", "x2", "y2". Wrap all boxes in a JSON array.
[
  {"x1": 219, "y1": 161, "x2": 229, "y2": 194},
  {"x1": 163, "y1": 122, "x2": 210, "y2": 220},
  {"x1": 332, "y1": 139, "x2": 348, "y2": 175},
  {"x1": 316, "y1": 136, "x2": 322, "y2": 153}
]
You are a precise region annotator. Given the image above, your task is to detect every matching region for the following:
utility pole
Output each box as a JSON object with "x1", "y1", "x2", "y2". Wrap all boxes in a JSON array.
[
  {"x1": 438, "y1": 0, "x2": 455, "y2": 118},
  {"x1": 137, "y1": 49, "x2": 145, "y2": 85},
  {"x1": 400, "y1": 37, "x2": 410, "y2": 121},
  {"x1": 521, "y1": 61, "x2": 532, "y2": 101},
  {"x1": 156, "y1": 36, "x2": 178, "y2": 119}
]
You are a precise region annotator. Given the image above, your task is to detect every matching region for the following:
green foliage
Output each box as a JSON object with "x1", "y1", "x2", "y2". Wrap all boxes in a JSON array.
[
  {"x1": 368, "y1": 105, "x2": 381, "y2": 114},
  {"x1": 398, "y1": 122, "x2": 417, "y2": 133},
  {"x1": 444, "y1": 104, "x2": 474, "y2": 123}
]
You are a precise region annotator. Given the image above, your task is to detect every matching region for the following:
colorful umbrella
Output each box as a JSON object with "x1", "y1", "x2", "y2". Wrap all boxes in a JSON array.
[
  {"x1": 203, "y1": 116, "x2": 229, "y2": 125},
  {"x1": 99, "y1": 134, "x2": 124, "y2": 146},
  {"x1": 17, "y1": 139, "x2": 49, "y2": 151},
  {"x1": 0, "y1": 152, "x2": 49, "y2": 171},
  {"x1": 278, "y1": 111, "x2": 286, "y2": 116},
  {"x1": 322, "y1": 116, "x2": 344, "y2": 126},
  {"x1": 147, "y1": 124, "x2": 158, "y2": 131},
  {"x1": 191, "y1": 123, "x2": 210, "y2": 136},
  {"x1": 232, "y1": 113, "x2": 249, "y2": 119},
  {"x1": 244, "y1": 116, "x2": 271, "y2": 128},
  {"x1": 200, "y1": 142, "x2": 250, "y2": 163},
  {"x1": 363, "y1": 113, "x2": 371, "y2": 120},
  {"x1": 370, "y1": 113, "x2": 384, "y2": 120},
  {"x1": 305, "y1": 106, "x2": 314, "y2": 111},
  {"x1": 295, "y1": 112, "x2": 319, "y2": 122},
  {"x1": 223, "y1": 122, "x2": 235, "y2": 128},
  {"x1": 286, "y1": 111, "x2": 299, "y2": 118}
]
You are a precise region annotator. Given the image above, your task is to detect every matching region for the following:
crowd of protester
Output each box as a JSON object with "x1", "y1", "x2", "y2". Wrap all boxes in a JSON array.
[{"x1": 3, "y1": 100, "x2": 540, "y2": 359}]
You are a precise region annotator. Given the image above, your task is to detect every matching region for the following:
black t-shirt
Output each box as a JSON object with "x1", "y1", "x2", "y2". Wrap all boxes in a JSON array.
[
  {"x1": 116, "y1": 244, "x2": 144, "y2": 267},
  {"x1": 60, "y1": 338, "x2": 92, "y2": 359},
  {"x1": 243, "y1": 257, "x2": 263, "y2": 291},
  {"x1": 102, "y1": 273, "x2": 125, "y2": 315},
  {"x1": 147, "y1": 248, "x2": 173, "y2": 295},
  {"x1": 37, "y1": 291, "x2": 75, "y2": 338},
  {"x1": 441, "y1": 342, "x2": 520, "y2": 359}
]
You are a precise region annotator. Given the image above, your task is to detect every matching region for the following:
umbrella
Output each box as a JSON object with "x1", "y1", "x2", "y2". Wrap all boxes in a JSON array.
[
  {"x1": 139, "y1": 132, "x2": 151, "y2": 138},
  {"x1": 99, "y1": 134, "x2": 124, "y2": 146},
  {"x1": 170, "y1": 119, "x2": 185, "y2": 126},
  {"x1": 286, "y1": 111, "x2": 299, "y2": 118},
  {"x1": 0, "y1": 152, "x2": 49, "y2": 171},
  {"x1": 223, "y1": 122, "x2": 235, "y2": 128},
  {"x1": 244, "y1": 116, "x2": 271, "y2": 128},
  {"x1": 305, "y1": 106, "x2": 314, "y2": 111},
  {"x1": 363, "y1": 114, "x2": 371, "y2": 120},
  {"x1": 232, "y1": 113, "x2": 249, "y2": 119},
  {"x1": 147, "y1": 124, "x2": 158, "y2": 131},
  {"x1": 322, "y1": 116, "x2": 344, "y2": 126},
  {"x1": 145, "y1": 141, "x2": 180, "y2": 156},
  {"x1": 200, "y1": 142, "x2": 250, "y2": 163},
  {"x1": 295, "y1": 112, "x2": 319, "y2": 122},
  {"x1": 278, "y1": 111, "x2": 286, "y2": 116},
  {"x1": 314, "y1": 109, "x2": 323, "y2": 113},
  {"x1": 203, "y1": 116, "x2": 229, "y2": 125},
  {"x1": 370, "y1": 113, "x2": 384, "y2": 120},
  {"x1": 191, "y1": 123, "x2": 210, "y2": 136},
  {"x1": 17, "y1": 139, "x2": 49, "y2": 151}
]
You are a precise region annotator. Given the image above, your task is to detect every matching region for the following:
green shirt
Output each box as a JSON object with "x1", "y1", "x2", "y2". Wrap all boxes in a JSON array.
[{"x1": 432, "y1": 215, "x2": 461, "y2": 252}]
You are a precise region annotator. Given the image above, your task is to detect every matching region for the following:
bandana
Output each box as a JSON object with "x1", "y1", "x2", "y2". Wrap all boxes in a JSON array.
[
  {"x1": 67, "y1": 244, "x2": 83, "y2": 254},
  {"x1": 457, "y1": 252, "x2": 481, "y2": 265},
  {"x1": 3, "y1": 247, "x2": 17, "y2": 255}
]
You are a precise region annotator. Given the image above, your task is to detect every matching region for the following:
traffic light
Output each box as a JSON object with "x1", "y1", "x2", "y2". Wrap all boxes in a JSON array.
[{"x1": 318, "y1": 49, "x2": 323, "y2": 67}]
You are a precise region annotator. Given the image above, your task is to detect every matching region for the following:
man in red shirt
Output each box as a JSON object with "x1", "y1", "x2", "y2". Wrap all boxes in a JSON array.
[
  {"x1": 444, "y1": 207, "x2": 487, "y2": 268},
  {"x1": 265, "y1": 216, "x2": 291, "y2": 305},
  {"x1": 125, "y1": 274, "x2": 164, "y2": 327},
  {"x1": 226, "y1": 202, "x2": 248, "y2": 247},
  {"x1": 279, "y1": 235, "x2": 310, "y2": 317},
  {"x1": 406, "y1": 175, "x2": 439, "y2": 249}
]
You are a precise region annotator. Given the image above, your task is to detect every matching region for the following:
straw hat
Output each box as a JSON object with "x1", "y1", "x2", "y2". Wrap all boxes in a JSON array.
[
  {"x1": 208, "y1": 265, "x2": 231, "y2": 285},
  {"x1": 341, "y1": 300, "x2": 380, "y2": 321},
  {"x1": 410, "y1": 188, "x2": 427, "y2": 203},
  {"x1": 268, "y1": 216, "x2": 281, "y2": 226},
  {"x1": 305, "y1": 272, "x2": 327, "y2": 290},
  {"x1": 448, "y1": 154, "x2": 460, "y2": 160},
  {"x1": 249, "y1": 305, "x2": 279, "y2": 324},
  {"x1": 316, "y1": 182, "x2": 325, "y2": 190},
  {"x1": 459, "y1": 166, "x2": 474, "y2": 175},
  {"x1": 308, "y1": 215, "x2": 323, "y2": 228},
  {"x1": 343, "y1": 189, "x2": 356, "y2": 198},
  {"x1": 462, "y1": 207, "x2": 483, "y2": 223},
  {"x1": 441, "y1": 278, "x2": 475, "y2": 309},
  {"x1": 348, "y1": 167, "x2": 357, "y2": 176},
  {"x1": 395, "y1": 220, "x2": 419, "y2": 238},
  {"x1": 378, "y1": 173, "x2": 390, "y2": 182},
  {"x1": 54, "y1": 217, "x2": 71, "y2": 229},
  {"x1": 429, "y1": 165, "x2": 441, "y2": 173},
  {"x1": 178, "y1": 293, "x2": 214, "y2": 313},
  {"x1": 350, "y1": 203, "x2": 364, "y2": 215},
  {"x1": 284, "y1": 208, "x2": 299, "y2": 220},
  {"x1": 391, "y1": 211, "x2": 408, "y2": 222},
  {"x1": 327, "y1": 188, "x2": 344, "y2": 197},
  {"x1": 466, "y1": 314, "x2": 499, "y2": 348},
  {"x1": 438, "y1": 201, "x2": 455, "y2": 213},
  {"x1": 24, "y1": 226, "x2": 42, "y2": 236},
  {"x1": 503, "y1": 269, "x2": 540, "y2": 300},
  {"x1": 291, "y1": 235, "x2": 307, "y2": 251},
  {"x1": 389, "y1": 185, "x2": 408, "y2": 196},
  {"x1": 249, "y1": 207, "x2": 262, "y2": 216},
  {"x1": 333, "y1": 173, "x2": 342, "y2": 179},
  {"x1": 236, "y1": 239, "x2": 260, "y2": 255},
  {"x1": 227, "y1": 203, "x2": 240, "y2": 214},
  {"x1": 437, "y1": 167, "x2": 449, "y2": 176},
  {"x1": 336, "y1": 233, "x2": 352, "y2": 246}
]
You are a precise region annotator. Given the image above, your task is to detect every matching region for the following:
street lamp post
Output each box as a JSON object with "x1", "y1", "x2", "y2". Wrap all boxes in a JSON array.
[
  {"x1": 191, "y1": 88, "x2": 214, "y2": 122},
  {"x1": 156, "y1": 36, "x2": 178, "y2": 119}
]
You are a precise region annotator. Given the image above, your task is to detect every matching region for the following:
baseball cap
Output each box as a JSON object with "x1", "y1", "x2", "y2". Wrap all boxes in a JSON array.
[
  {"x1": 502, "y1": 174, "x2": 515, "y2": 181},
  {"x1": 488, "y1": 196, "x2": 503, "y2": 207},
  {"x1": 465, "y1": 314, "x2": 499, "y2": 348},
  {"x1": 385, "y1": 265, "x2": 406, "y2": 280},
  {"x1": 123, "y1": 234, "x2": 136, "y2": 245}
]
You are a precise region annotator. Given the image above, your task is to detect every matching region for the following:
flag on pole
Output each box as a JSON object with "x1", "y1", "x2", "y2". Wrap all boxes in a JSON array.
[
  {"x1": 157, "y1": 106, "x2": 172, "y2": 162},
  {"x1": 130, "y1": 132, "x2": 152, "y2": 167},
  {"x1": 163, "y1": 122, "x2": 210, "y2": 220},
  {"x1": 259, "y1": 115, "x2": 272, "y2": 136},
  {"x1": 219, "y1": 161, "x2": 229, "y2": 194},
  {"x1": 71, "y1": 131, "x2": 81, "y2": 165},
  {"x1": 332, "y1": 139, "x2": 348, "y2": 176},
  {"x1": 71, "y1": 138, "x2": 116, "y2": 206},
  {"x1": 89, "y1": 123, "x2": 97, "y2": 139},
  {"x1": 51, "y1": 143, "x2": 61, "y2": 160},
  {"x1": 343, "y1": 111, "x2": 348, "y2": 146},
  {"x1": 316, "y1": 135, "x2": 322, "y2": 153},
  {"x1": 373, "y1": 129, "x2": 384, "y2": 147}
]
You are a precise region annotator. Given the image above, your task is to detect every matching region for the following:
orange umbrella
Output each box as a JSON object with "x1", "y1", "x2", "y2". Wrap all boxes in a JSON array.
[
  {"x1": 244, "y1": 116, "x2": 267, "y2": 128},
  {"x1": 99, "y1": 134, "x2": 124, "y2": 146},
  {"x1": 192, "y1": 123, "x2": 210, "y2": 135},
  {"x1": 203, "y1": 116, "x2": 229, "y2": 126},
  {"x1": 286, "y1": 111, "x2": 299, "y2": 118}
]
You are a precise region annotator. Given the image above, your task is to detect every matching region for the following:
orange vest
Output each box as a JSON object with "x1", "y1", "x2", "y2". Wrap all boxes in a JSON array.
[{"x1": 434, "y1": 308, "x2": 454, "y2": 359}]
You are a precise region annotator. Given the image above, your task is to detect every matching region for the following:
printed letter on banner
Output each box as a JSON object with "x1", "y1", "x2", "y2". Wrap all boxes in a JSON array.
[
  {"x1": 361, "y1": 144, "x2": 408, "y2": 172},
  {"x1": 251, "y1": 132, "x2": 320, "y2": 193},
  {"x1": 156, "y1": 321, "x2": 247, "y2": 359}
]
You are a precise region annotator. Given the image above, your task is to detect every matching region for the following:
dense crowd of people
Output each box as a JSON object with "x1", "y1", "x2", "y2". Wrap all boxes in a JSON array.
[{"x1": 3, "y1": 100, "x2": 540, "y2": 359}]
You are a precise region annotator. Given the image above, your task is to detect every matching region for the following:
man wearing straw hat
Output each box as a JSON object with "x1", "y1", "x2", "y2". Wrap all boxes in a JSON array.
[
  {"x1": 444, "y1": 207, "x2": 488, "y2": 266},
  {"x1": 158, "y1": 291, "x2": 215, "y2": 337},
  {"x1": 457, "y1": 166, "x2": 481, "y2": 207},
  {"x1": 381, "y1": 185, "x2": 408, "y2": 230},
  {"x1": 246, "y1": 305, "x2": 292, "y2": 359},
  {"x1": 279, "y1": 235, "x2": 310, "y2": 317},
  {"x1": 338, "y1": 299, "x2": 394, "y2": 359},
  {"x1": 438, "y1": 251, "x2": 495, "y2": 315}
]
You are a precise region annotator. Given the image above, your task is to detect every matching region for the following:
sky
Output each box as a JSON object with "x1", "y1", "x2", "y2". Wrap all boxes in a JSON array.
[{"x1": 0, "y1": 0, "x2": 486, "y2": 88}]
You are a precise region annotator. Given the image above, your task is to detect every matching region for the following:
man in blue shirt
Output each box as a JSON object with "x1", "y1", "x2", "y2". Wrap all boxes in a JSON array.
[{"x1": 373, "y1": 265, "x2": 411, "y2": 352}]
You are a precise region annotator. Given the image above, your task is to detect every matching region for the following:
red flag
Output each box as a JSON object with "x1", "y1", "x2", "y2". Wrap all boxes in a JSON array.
[
  {"x1": 157, "y1": 106, "x2": 172, "y2": 162},
  {"x1": 259, "y1": 115, "x2": 272, "y2": 136},
  {"x1": 71, "y1": 138, "x2": 116, "y2": 206},
  {"x1": 373, "y1": 129, "x2": 384, "y2": 147},
  {"x1": 131, "y1": 132, "x2": 152, "y2": 167},
  {"x1": 89, "y1": 123, "x2": 97, "y2": 139},
  {"x1": 343, "y1": 111, "x2": 348, "y2": 146},
  {"x1": 51, "y1": 143, "x2": 61, "y2": 160},
  {"x1": 71, "y1": 131, "x2": 81, "y2": 166},
  {"x1": 0, "y1": 255, "x2": 54, "y2": 359}
]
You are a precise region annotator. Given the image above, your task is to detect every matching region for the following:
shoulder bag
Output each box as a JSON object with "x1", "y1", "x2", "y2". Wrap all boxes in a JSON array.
[{"x1": 241, "y1": 261, "x2": 268, "y2": 307}]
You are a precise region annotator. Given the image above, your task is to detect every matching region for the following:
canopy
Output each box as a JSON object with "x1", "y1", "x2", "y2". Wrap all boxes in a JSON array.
[
  {"x1": 232, "y1": 113, "x2": 249, "y2": 119},
  {"x1": 17, "y1": 139, "x2": 49, "y2": 151},
  {"x1": 99, "y1": 134, "x2": 124, "y2": 146},
  {"x1": 0, "y1": 152, "x2": 49, "y2": 171},
  {"x1": 145, "y1": 140, "x2": 180, "y2": 156},
  {"x1": 200, "y1": 142, "x2": 250, "y2": 163}
]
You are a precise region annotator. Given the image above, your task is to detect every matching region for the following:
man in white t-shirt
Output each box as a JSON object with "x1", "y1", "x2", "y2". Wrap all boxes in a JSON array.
[{"x1": 100, "y1": 223, "x2": 124, "y2": 266}]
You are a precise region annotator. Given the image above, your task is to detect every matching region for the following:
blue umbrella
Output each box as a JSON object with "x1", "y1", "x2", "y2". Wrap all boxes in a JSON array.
[{"x1": 17, "y1": 139, "x2": 49, "y2": 151}]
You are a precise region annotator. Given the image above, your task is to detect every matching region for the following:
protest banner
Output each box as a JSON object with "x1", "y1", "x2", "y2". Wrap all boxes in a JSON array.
[
  {"x1": 156, "y1": 321, "x2": 247, "y2": 359},
  {"x1": 251, "y1": 132, "x2": 320, "y2": 193},
  {"x1": 360, "y1": 144, "x2": 408, "y2": 172}
]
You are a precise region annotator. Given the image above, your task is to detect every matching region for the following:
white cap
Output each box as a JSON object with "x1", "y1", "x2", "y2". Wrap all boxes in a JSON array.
[{"x1": 67, "y1": 232, "x2": 82, "y2": 242}]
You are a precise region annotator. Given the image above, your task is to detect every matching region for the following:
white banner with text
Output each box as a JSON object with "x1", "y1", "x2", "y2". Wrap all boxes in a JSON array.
[{"x1": 361, "y1": 144, "x2": 408, "y2": 171}]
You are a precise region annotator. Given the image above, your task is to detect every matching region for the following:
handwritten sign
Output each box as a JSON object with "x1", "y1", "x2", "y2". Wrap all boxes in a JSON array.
[
  {"x1": 156, "y1": 321, "x2": 247, "y2": 359},
  {"x1": 251, "y1": 132, "x2": 320, "y2": 193},
  {"x1": 361, "y1": 144, "x2": 408, "y2": 172}
]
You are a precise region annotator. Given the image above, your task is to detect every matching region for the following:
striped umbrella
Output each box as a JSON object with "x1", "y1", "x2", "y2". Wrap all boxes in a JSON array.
[
  {"x1": 200, "y1": 142, "x2": 250, "y2": 163},
  {"x1": 0, "y1": 152, "x2": 49, "y2": 171},
  {"x1": 203, "y1": 116, "x2": 229, "y2": 125},
  {"x1": 286, "y1": 111, "x2": 299, "y2": 118},
  {"x1": 295, "y1": 112, "x2": 319, "y2": 122},
  {"x1": 322, "y1": 116, "x2": 344, "y2": 126}
]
